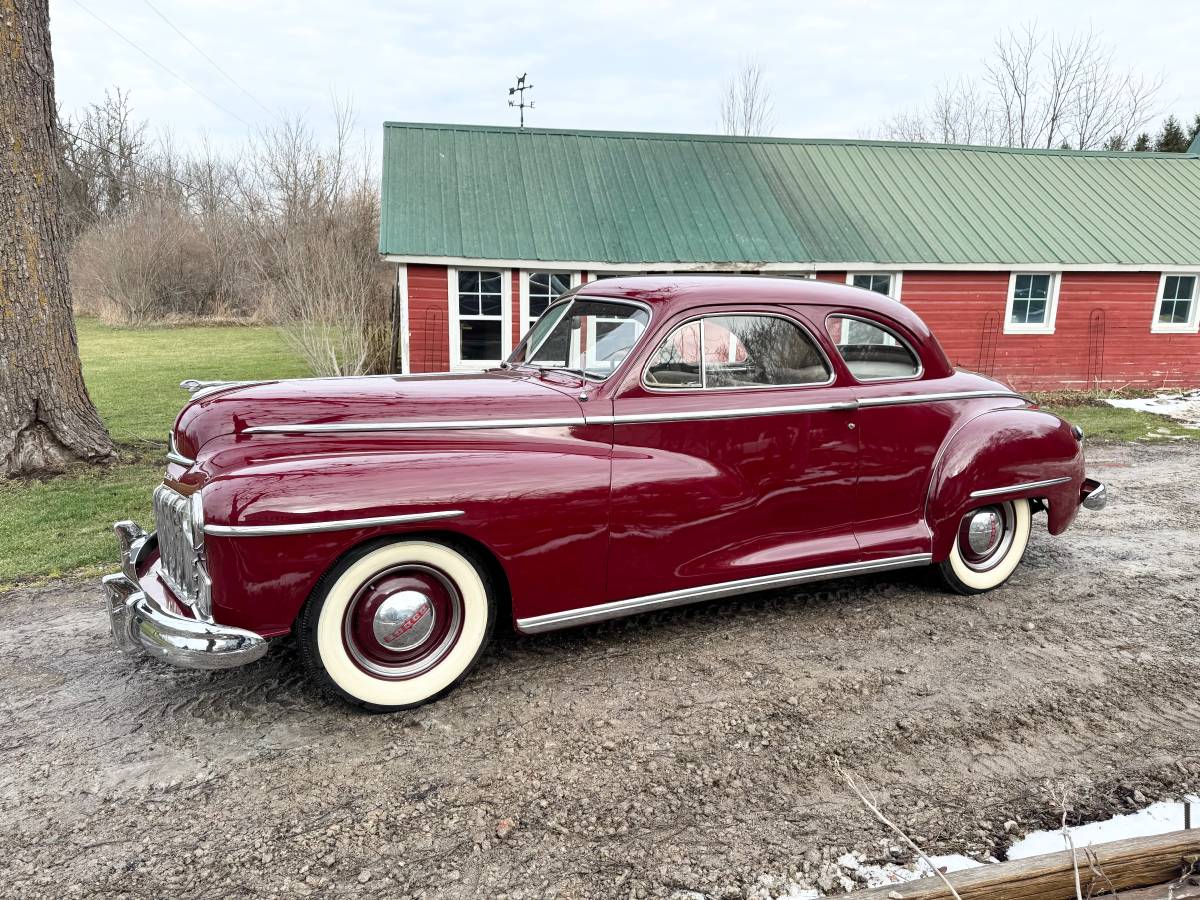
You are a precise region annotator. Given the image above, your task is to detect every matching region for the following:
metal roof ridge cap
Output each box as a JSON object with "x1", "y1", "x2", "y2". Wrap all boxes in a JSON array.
[{"x1": 380, "y1": 122, "x2": 1200, "y2": 158}]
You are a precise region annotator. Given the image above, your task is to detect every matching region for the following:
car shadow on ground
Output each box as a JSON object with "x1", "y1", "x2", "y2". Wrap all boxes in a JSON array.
[{"x1": 149, "y1": 565, "x2": 943, "y2": 720}]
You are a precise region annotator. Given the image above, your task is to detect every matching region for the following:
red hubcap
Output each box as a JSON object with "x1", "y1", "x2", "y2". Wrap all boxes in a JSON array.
[{"x1": 342, "y1": 565, "x2": 463, "y2": 679}]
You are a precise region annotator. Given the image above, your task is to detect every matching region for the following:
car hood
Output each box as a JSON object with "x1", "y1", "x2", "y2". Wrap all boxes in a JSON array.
[{"x1": 173, "y1": 372, "x2": 584, "y2": 458}]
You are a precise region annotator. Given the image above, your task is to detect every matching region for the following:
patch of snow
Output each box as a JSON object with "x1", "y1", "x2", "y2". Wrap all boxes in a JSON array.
[
  {"x1": 1007, "y1": 795, "x2": 1200, "y2": 860},
  {"x1": 819, "y1": 849, "x2": 987, "y2": 894},
  {"x1": 1104, "y1": 391, "x2": 1200, "y2": 429}
]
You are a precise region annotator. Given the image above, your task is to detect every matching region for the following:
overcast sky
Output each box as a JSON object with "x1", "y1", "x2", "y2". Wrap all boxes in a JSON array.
[{"x1": 49, "y1": 0, "x2": 1200, "y2": 154}]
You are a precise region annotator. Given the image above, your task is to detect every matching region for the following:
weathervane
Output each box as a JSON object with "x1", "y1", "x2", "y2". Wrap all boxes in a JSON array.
[{"x1": 508, "y1": 73, "x2": 534, "y2": 128}]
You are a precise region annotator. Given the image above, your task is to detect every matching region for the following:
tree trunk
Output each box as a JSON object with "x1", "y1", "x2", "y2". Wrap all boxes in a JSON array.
[{"x1": 0, "y1": 0, "x2": 114, "y2": 476}]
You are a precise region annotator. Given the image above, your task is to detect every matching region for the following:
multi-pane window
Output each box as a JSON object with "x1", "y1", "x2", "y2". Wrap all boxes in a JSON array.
[
  {"x1": 1009, "y1": 274, "x2": 1051, "y2": 325},
  {"x1": 527, "y1": 272, "x2": 572, "y2": 330},
  {"x1": 850, "y1": 273, "x2": 896, "y2": 297},
  {"x1": 457, "y1": 270, "x2": 502, "y2": 361},
  {"x1": 645, "y1": 315, "x2": 830, "y2": 389},
  {"x1": 1155, "y1": 275, "x2": 1197, "y2": 329}
]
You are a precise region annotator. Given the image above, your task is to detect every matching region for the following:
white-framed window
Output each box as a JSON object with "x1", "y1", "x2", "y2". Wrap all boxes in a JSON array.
[
  {"x1": 846, "y1": 272, "x2": 902, "y2": 300},
  {"x1": 1004, "y1": 272, "x2": 1060, "y2": 334},
  {"x1": 1152, "y1": 274, "x2": 1200, "y2": 333},
  {"x1": 520, "y1": 271, "x2": 579, "y2": 335},
  {"x1": 448, "y1": 268, "x2": 512, "y2": 370}
]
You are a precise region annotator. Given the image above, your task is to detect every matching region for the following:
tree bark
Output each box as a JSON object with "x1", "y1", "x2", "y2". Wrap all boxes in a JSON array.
[{"x1": 0, "y1": 0, "x2": 114, "y2": 476}]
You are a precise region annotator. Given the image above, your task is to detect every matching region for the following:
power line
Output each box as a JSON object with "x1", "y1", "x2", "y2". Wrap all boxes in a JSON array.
[
  {"x1": 67, "y1": 0, "x2": 255, "y2": 130},
  {"x1": 141, "y1": 0, "x2": 279, "y2": 123}
]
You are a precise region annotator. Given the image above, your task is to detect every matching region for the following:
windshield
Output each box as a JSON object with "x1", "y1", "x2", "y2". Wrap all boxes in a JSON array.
[{"x1": 507, "y1": 297, "x2": 651, "y2": 380}]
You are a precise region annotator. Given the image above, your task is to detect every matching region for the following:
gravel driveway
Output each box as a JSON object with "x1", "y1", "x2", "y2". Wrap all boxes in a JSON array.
[{"x1": 2, "y1": 443, "x2": 1198, "y2": 900}]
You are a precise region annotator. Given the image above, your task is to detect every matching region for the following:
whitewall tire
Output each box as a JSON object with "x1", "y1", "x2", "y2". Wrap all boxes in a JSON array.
[
  {"x1": 938, "y1": 499, "x2": 1032, "y2": 595},
  {"x1": 299, "y1": 539, "x2": 496, "y2": 711}
]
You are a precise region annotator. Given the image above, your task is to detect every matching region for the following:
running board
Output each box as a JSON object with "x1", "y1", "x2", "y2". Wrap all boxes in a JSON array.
[{"x1": 515, "y1": 553, "x2": 933, "y2": 634}]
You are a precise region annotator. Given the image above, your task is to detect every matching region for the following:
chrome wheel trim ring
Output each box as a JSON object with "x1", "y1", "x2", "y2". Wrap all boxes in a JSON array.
[
  {"x1": 342, "y1": 564, "x2": 463, "y2": 679},
  {"x1": 957, "y1": 502, "x2": 1016, "y2": 573}
]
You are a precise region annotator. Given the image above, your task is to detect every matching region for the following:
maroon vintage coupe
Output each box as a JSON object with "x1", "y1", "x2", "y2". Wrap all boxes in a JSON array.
[{"x1": 104, "y1": 275, "x2": 1106, "y2": 710}]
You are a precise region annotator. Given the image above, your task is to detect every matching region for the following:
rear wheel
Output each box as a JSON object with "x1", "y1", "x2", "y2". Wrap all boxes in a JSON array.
[
  {"x1": 299, "y1": 539, "x2": 495, "y2": 711},
  {"x1": 937, "y1": 499, "x2": 1031, "y2": 594}
]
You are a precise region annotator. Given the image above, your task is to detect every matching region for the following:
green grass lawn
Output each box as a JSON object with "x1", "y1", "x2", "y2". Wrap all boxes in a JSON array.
[
  {"x1": 0, "y1": 321, "x2": 308, "y2": 585},
  {"x1": 77, "y1": 319, "x2": 310, "y2": 447},
  {"x1": 1041, "y1": 403, "x2": 1198, "y2": 442}
]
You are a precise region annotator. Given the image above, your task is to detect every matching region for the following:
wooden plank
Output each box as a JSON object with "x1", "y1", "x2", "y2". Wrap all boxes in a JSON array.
[
  {"x1": 1105, "y1": 878, "x2": 1200, "y2": 900},
  {"x1": 854, "y1": 830, "x2": 1200, "y2": 900}
]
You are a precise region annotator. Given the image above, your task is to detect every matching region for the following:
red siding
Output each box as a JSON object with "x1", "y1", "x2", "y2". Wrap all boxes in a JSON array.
[
  {"x1": 904, "y1": 271, "x2": 1200, "y2": 391},
  {"x1": 403, "y1": 265, "x2": 1200, "y2": 389},
  {"x1": 407, "y1": 264, "x2": 450, "y2": 373}
]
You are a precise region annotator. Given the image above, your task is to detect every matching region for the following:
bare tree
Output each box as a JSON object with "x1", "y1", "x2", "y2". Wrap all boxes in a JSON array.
[
  {"x1": 244, "y1": 103, "x2": 389, "y2": 375},
  {"x1": 57, "y1": 88, "x2": 149, "y2": 236},
  {"x1": 0, "y1": 0, "x2": 114, "y2": 476},
  {"x1": 719, "y1": 62, "x2": 775, "y2": 136},
  {"x1": 878, "y1": 23, "x2": 1161, "y2": 150}
]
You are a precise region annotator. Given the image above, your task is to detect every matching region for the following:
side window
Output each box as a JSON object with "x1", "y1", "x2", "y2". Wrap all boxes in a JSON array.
[
  {"x1": 645, "y1": 315, "x2": 831, "y2": 389},
  {"x1": 645, "y1": 321, "x2": 702, "y2": 388},
  {"x1": 826, "y1": 315, "x2": 920, "y2": 381}
]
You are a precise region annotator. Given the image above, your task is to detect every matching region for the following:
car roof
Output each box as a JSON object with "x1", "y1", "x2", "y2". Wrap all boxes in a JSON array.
[{"x1": 574, "y1": 274, "x2": 929, "y2": 332}]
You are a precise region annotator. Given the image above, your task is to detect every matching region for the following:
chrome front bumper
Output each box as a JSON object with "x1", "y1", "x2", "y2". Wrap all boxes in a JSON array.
[{"x1": 103, "y1": 522, "x2": 267, "y2": 671}]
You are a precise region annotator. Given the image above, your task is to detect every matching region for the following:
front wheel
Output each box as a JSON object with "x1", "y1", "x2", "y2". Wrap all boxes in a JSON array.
[
  {"x1": 937, "y1": 499, "x2": 1032, "y2": 595},
  {"x1": 299, "y1": 539, "x2": 495, "y2": 711}
]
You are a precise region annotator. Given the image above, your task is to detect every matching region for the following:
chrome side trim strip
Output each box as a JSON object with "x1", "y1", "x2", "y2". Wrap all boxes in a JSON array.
[
  {"x1": 858, "y1": 390, "x2": 1027, "y2": 408},
  {"x1": 166, "y1": 434, "x2": 195, "y2": 467},
  {"x1": 204, "y1": 509, "x2": 465, "y2": 537},
  {"x1": 241, "y1": 391, "x2": 1027, "y2": 434},
  {"x1": 516, "y1": 553, "x2": 933, "y2": 634},
  {"x1": 243, "y1": 418, "x2": 588, "y2": 434},
  {"x1": 969, "y1": 476, "x2": 1071, "y2": 499},
  {"x1": 594, "y1": 401, "x2": 857, "y2": 425}
]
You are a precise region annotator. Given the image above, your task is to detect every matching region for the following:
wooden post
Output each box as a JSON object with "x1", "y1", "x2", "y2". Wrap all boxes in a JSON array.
[{"x1": 853, "y1": 831, "x2": 1200, "y2": 900}]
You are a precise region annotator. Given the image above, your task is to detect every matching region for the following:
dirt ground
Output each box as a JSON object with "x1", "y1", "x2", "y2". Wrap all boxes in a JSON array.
[{"x1": 2, "y1": 442, "x2": 1199, "y2": 900}]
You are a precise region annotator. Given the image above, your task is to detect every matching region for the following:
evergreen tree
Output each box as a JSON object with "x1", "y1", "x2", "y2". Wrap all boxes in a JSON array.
[
  {"x1": 1103, "y1": 135, "x2": 1127, "y2": 151},
  {"x1": 1133, "y1": 133, "x2": 1152, "y2": 152},
  {"x1": 1154, "y1": 116, "x2": 1189, "y2": 152},
  {"x1": 1188, "y1": 114, "x2": 1200, "y2": 148}
]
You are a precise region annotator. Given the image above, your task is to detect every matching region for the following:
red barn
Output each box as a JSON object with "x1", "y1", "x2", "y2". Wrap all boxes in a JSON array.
[{"x1": 379, "y1": 122, "x2": 1200, "y2": 390}]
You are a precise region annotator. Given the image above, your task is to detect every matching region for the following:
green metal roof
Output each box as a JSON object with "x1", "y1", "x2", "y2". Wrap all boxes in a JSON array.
[{"x1": 379, "y1": 122, "x2": 1200, "y2": 267}]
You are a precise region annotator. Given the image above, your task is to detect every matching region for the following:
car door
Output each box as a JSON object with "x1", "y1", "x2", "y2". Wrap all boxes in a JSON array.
[
  {"x1": 820, "y1": 312, "x2": 954, "y2": 559},
  {"x1": 606, "y1": 307, "x2": 861, "y2": 603}
]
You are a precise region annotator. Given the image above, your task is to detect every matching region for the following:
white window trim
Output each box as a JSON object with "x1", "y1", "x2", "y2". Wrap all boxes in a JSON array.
[
  {"x1": 448, "y1": 267, "x2": 513, "y2": 372},
  {"x1": 1003, "y1": 272, "x2": 1060, "y2": 335},
  {"x1": 396, "y1": 263, "x2": 410, "y2": 374},
  {"x1": 519, "y1": 270, "x2": 582, "y2": 336},
  {"x1": 1150, "y1": 272, "x2": 1200, "y2": 334},
  {"x1": 845, "y1": 271, "x2": 903, "y2": 302}
]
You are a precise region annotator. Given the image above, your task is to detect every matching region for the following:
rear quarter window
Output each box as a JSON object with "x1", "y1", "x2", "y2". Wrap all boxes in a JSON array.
[{"x1": 826, "y1": 315, "x2": 921, "y2": 381}]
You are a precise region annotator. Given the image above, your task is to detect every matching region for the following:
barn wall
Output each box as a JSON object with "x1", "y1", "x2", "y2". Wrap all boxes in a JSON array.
[
  {"x1": 902, "y1": 271, "x2": 1200, "y2": 391},
  {"x1": 407, "y1": 263, "x2": 450, "y2": 373},
  {"x1": 402, "y1": 264, "x2": 1199, "y2": 389}
]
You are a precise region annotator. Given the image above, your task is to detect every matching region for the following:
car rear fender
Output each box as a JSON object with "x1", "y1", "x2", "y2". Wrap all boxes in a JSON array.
[{"x1": 925, "y1": 408, "x2": 1084, "y2": 561}]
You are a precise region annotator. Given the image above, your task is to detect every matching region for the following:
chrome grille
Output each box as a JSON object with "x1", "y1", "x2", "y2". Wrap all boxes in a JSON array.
[{"x1": 152, "y1": 484, "x2": 211, "y2": 618}]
